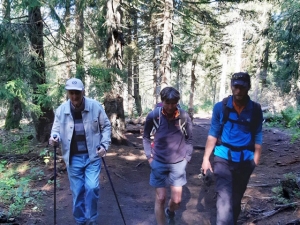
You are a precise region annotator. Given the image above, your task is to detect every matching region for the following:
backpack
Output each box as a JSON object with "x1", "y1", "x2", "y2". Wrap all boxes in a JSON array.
[
  {"x1": 219, "y1": 96, "x2": 261, "y2": 151},
  {"x1": 150, "y1": 107, "x2": 188, "y2": 137}
]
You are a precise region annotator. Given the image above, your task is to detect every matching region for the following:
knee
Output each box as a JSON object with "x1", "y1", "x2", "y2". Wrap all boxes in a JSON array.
[
  {"x1": 171, "y1": 197, "x2": 181, "y2": 206},
  {"x1": 86, "y1": 182, "x2": 99, "y2": 192},
  {"x1": 156, "y1": 194, "x2": 166, "y2": 206}
]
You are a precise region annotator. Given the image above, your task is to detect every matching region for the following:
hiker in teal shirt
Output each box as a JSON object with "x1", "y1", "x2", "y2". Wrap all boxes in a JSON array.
[{"x1": 201, "y1": 72, "x2": 263, "y2": 225}]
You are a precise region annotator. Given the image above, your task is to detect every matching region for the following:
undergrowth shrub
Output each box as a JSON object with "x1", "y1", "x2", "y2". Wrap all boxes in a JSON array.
[{"x1": 0, "y1": 160, "x2": 44, "y2": 217}]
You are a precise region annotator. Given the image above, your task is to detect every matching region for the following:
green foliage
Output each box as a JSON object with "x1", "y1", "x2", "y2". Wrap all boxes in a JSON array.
[
  {"x1": 0, "y1": 160, "x2": 43, "y2": 217},
  {"x1": 263, "y1": 107, "x2": 300, "y2": 141},
  {"x1": 272, "y1": 172, "x2": 300, "y2": 204},
  {"x1": 88, "y1": 66, "x2": 127, "y2": 99},
  {"x1": 0, "y1": 136, "x2": 31, "y2": 155},
  {"x1": 264, "y1": 112, "x2": 283, "y2": 128},
  {"x1": 271, "y1": 186, "x2": 289, "y2": 204},
  {"x1": 200, "y1": 100, "x2": 213, "y2": 113},
  {"x1": 270, "y1": 0, "x2": 300, "y2": 95}
]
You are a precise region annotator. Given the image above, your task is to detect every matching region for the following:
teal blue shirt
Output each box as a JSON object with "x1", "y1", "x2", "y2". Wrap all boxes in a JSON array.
[{"x1": 209, "y1": 96, "x2": 263, "y2": 162}]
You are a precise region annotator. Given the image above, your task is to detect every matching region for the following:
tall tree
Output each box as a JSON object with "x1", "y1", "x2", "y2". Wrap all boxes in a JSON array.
[
  {"x1": 104, "y1": 0, "x2": 127, "y2": 144},
  {"x1": 159, "y1": 0, "x2": 173, "y2": 89},
  {"x1": 75, "y1": 0, "x2": 85, "y2": 81},
  {"x1": 133, "y1": 11, "x2": 142, "y2": 116},
  {"x1": 2, "y1": 0, "x2": 23, "y2": 130},
  {"x1": 28, "y1": 2, "x2": 54, "y2": 142}
]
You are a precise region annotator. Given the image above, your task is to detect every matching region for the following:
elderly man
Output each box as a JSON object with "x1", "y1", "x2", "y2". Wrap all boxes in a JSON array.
[{"x1": 49, "y1": 78, "x2": 111, "y2": 225}]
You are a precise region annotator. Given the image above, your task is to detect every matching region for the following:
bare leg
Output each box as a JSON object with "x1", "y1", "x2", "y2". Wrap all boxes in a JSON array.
[
  {"x1": 155, "y1": 187, "x2": 167, "y2": 225},
  {"x1": 168, "y1": 186, "x2": 182, "y2": 212}
]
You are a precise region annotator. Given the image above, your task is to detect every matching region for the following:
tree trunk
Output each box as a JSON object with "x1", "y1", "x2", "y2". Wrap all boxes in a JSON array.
[
  {"x1": 5, "y1": 97, "x2": 22, "y2": 130},
  {"x1": 159, "y1": 0, "x2": 173, "y2": 89},
  {"x1": 104, "y1": 94, "x2": 127, "y2": 145},
  {"x1": 235, "y1": 19, "x2": 244, "y2": 72},
  {"x1": 188, "y1": 55, "x2": 198, "y2": 122},
  {"x1": 133, "y1": 12, "x2": 142, "y2": 116},
  {"x1": 153, "y1": 33, "x2": 161, "y2": 107},
  {"x1": 28, "y1": 5, "x2": 54, "y2": 142},
  {"x1": 105, "y1": 0, "x2": 127, "y2": 144},
  {"x1": 219, "y1": 53, "x2": 228, "y2": 101},
  {"x1": 127, "y1": 24, "x2": 134, "y2": 118},
  {"x1": 75, "y1": 0, "x2": 85, "y2": 81},
  {"x1": 3, "y1": 0, "x2": 23, "y2": 130},
  {"x1": 65, "y1": 0, "x2": 72, "y2": 78}
]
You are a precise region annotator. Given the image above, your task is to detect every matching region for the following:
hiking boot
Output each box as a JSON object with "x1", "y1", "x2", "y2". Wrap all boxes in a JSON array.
[
  {"x1": 76, "y1": 222, "x2": 86, "y2": 225},
  {"x1": 165, "y1": 207, "x2": 176, "y2": 225}
]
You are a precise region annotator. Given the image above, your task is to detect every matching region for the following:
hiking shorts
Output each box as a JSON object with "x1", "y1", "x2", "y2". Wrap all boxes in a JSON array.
[{"x1": 149, "y1": 159, "x2": 187, "y2": 187}]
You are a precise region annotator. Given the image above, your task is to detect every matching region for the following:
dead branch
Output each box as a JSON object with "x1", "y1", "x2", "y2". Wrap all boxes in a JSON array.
[
  {"x1": 135, "y1": 161, "x2": 145, "y2": 168},
  {"x1": 252, "y1": 202, "x2": 299, "y2": 223},
  {"x1": 247, "y1": 183, "x2": 277, "y2": 188},
  {"x1": 285, "y1": 219, "x2": 300, "y2": 225},
  {"x1": 114, "y1": 172, "x2": 128, "y2": 181}
]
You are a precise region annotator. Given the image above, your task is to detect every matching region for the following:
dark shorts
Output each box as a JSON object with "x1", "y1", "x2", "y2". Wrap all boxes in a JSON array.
[{"x1": 149, "y1": 159, "x2": 187, "y2": 188}]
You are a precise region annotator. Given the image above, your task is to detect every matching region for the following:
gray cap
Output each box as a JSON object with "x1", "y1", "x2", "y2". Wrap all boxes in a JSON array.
[{"x1": 65, "y1": 78, "x2": 84, "y2": 91}]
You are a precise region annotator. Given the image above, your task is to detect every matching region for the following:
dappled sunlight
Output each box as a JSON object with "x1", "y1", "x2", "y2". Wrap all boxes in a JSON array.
[
  {"x1": 250, "y1": 172, "x2": 258, "y2": 178},
  {"x1": 16, "y1": 162, "x2": 29, "y2": 174},
  {"x1": 41, "y1": 183, "x2": 53, "y2": 191},
  {"x1": 118, "y1": 154, "x2": 146, "y2": 161},
  {"x1": 106, "y1": 152, "x2": 118, "y2": 157}
]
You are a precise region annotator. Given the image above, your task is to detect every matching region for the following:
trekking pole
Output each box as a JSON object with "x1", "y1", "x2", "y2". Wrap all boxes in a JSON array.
[
  {"x1": 52, "y1": 134, "x2": 58, "y2": 225},
  {"x1": 97, "y1": 146, "x2": 126, "y2": 225}
]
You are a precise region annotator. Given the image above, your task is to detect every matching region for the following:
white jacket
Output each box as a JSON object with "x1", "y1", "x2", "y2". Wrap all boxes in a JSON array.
[{"x1": 51, "y1": 97, "x2": 111, "y2": 166}]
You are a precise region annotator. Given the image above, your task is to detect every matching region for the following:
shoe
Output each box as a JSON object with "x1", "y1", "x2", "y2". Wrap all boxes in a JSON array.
[
  {"x1": 165, "y1": 207, "x2": 176, "y2": 225},
  {"x1": 76, "y1": 222, "x2": 86, "y2": 225}
]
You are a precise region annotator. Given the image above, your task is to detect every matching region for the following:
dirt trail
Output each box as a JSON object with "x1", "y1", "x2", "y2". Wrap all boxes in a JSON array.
[{"x1": 17, "y1": 116, "x2": 300, "y2": 225}]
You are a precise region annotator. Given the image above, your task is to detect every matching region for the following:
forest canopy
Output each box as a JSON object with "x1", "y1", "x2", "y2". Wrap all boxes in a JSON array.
[{"x1": 0, "y1": 0, "x2": 300, "y2": 141}]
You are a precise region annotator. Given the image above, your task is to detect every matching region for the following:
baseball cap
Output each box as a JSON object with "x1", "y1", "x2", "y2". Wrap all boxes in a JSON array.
[
  {"x1": 65, "y1": 78, "x2": 84, "y2": 91},
  {"x1": 231, "y1": 72, "x2": 251, "y2": 88}
]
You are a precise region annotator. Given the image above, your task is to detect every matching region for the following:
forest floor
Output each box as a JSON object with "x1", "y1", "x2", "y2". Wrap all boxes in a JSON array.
[{"x1": 2, "y1": 113, "x2": 300, "y2": 225}]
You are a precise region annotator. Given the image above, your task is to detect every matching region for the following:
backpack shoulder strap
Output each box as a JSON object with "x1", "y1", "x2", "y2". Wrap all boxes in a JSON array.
[
  {"x1": 221, "y1": 96, "x2": 231, "y2": 125},
  {"x1": 178, "y1": 109, "x2": 188, "y2": 137},
  {"x1": 152, "y1": 107, "x2": 161, "y2": 130},
  {"x1": 250, "y1": 101, "x2": 261, "y2": 133}
]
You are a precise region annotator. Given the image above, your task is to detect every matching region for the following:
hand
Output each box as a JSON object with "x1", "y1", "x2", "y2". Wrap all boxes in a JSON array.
[
  {"x1": 201, "y1": 159, "x2": 213, "y2": 175},
  {"x1": 148, "y1": 157, "x2": 153, "y2": 164},
  {"x1": 49, "y1": 136, "x2": 59, "y2": 147},
  {"x1": 96, "y1": 147, "x2": 106, "y2": 157}
]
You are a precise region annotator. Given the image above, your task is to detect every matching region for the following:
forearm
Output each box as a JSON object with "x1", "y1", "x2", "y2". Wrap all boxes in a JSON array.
[
  {"x1": 254, "y1": 144, "x2": 262, "y2": 165},
  {"x1": 203, "y1": 135, "x2": 217, "y2": 161},
  {"x1": 143, "y1": 137, "x2": 152, "y2": 158}
]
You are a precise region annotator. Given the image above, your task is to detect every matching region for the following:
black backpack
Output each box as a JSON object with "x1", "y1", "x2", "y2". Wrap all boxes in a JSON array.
[{"x1": 219, "y1": 96, "x2": 261, "y2": 151}]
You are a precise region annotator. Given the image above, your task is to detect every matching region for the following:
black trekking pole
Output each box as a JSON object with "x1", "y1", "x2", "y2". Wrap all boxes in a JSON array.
[
  {"x1": 97, "y1": 146, "x2": 126, "y2": 225},
  {"x1": 52, "y1": 134, "x2": 58, "y2": 225}
]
